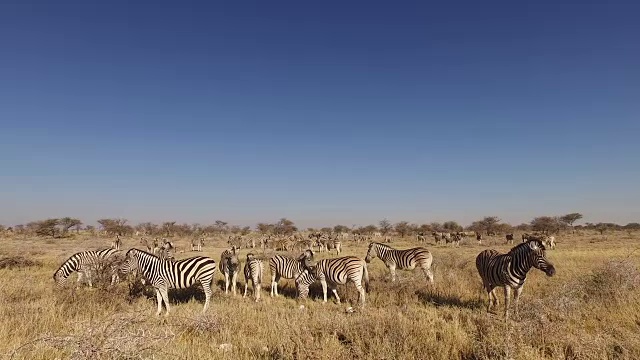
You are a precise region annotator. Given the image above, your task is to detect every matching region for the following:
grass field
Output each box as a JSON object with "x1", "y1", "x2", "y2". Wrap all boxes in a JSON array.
[{"x1": 1, "y1": 232, "x2": 639, "y2": 359}]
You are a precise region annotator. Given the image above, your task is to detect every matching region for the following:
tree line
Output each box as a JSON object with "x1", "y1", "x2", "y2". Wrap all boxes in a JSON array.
[{"x1": 2, "y1": 212, "x2": 639, "y2": 239}]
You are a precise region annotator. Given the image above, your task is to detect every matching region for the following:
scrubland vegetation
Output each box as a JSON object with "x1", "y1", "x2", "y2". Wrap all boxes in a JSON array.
[{"x1": 1, "y1": 231, "x2": 640, "y2": 359}]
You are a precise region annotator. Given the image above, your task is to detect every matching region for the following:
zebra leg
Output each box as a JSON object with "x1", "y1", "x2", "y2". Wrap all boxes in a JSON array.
[
  {"x1": 422, "y1": 267, "x2": 434, "y2": 284},
  {"x1": 355, "y1": 281, "x2": 366, "y2": 307},
  {"x1": 201, "y1": 279, "x2": 213, "y2": 313},
  {"x1": 503, "y1": 286, "x2": 511, "y2": 319},
  {"x1": 321, "y1": 279, "x2": 328, "y2": 303},
  {"x1": 255, "y1": 281, "x2": 261, "y2": 301},
  {"x1": 231, "y1": 271, "x2": 238, "y2": 296},
  {"x1": 155, "y1": 289, "x2": 164, "y2": 316},
  {"x1": 331, "y1": 287, "x2": 341, "y2": 304},
  {"x1": 224, "y1": 272, "x2": 230, "y2": 294},
  {"x1": 160, "y1": 288, "x2": 171, "y2": 316},
  {"x1": 243, "y1": 281, "x2": 249, "y2": 298},
  {"x1": 271, "y1": 274, "x2": 280, "y2": 297},
  {"x1": 513, "y1": 287, "x2": 523, "y2": 316},
  {"x1": 389, "y1": 264, "x2": 397, "y2": 282}
]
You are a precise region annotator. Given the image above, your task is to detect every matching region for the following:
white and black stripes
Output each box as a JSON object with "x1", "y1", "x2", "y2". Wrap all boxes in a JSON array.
[
  {"x1": 364, "y1": 242, "x2": 434, "y2": 283},
  {"x1": 122, "y1": 248, "x2": 216, "y2": 316},
  {"x1": 475, "y1": 239, "x2": 556, "y2": 318},
  {"x1": 297, "y1": 256, "x2": 369, "y2": 307},
  {"x1": 53, "y1": 248, "x2": 123, "y2": 288},
  {"x1": 220, "y1": 247, "x2": 240, "y2": 295},
  {"x1": 243, "y1": 253, "x2": 263, "y2": 301},
  {"x1": 269, "y1": 250, "x2": 315, "y2": 297}
]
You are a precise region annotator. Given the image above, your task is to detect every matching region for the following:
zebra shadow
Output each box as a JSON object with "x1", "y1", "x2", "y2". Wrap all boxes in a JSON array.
[
  {"x1": 416, "y1": 289, "x2": 483, "y2": 309},
  {"x1": 129, "y1": 283, "x2": 207, "y2": 305}
]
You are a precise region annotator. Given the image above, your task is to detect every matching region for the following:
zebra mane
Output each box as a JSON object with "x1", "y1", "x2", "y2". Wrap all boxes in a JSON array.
[
  {"x1": 126, "y1": 248, "x2": 160, "y2": 259},
  {"x1": 370, "y1": 242, "x2": 389, "y2": 249},
  {"x1": 509, "y1": 239, "x2": 545, "y2": 255}
]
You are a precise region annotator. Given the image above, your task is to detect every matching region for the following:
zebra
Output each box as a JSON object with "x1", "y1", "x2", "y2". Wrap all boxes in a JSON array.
[
  {"x1": 416, "y1": 233, "x2": 426, "y2": 243},
  {"x1": 475, "y1": 239, "x2": 556, "y2": 318},
  {"x1": 111, "y1": 235, "x2": 121, "y2": 250},
  {"x1": 243, "y1": 253, "x2": 263, "y2": 301},
  {"x1": 220, "y1": 247, "x2": 240, "y2": 295},
  {"x1": 364, "y1": 242, "x2": 434, "y2": 283},
  {"x1": 53, "y1": 248, "x2": 124, "y2": 289},
  {"x1": 505, "y1": 233, "x2": 514, "y2": 244},
  {"x1": 296, "y1": 256, "x2": 369, "y2": 307},
  {"x1": 269, "y1": 250, "x2": 315, "y2": 297},
  {"x1": 121, "y1": 248, "x2": 216, "y2": 316}
]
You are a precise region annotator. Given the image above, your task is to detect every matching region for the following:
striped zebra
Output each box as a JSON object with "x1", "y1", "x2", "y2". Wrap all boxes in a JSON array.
[
  {"x1": 220, "y1": 247, "x2": 240, "y2": 295},
  {"x1": 53, "y1": 248, "x2": 124, "y2": 289},
  {"x1": 121, "y1": 249, "x2": 216, "y2": 316},
  {"x1": 111, "y1": 235, "x2": 121, "y2": 250},
  {"x1": 269, "y1": 250, "x2": 315, "y2": 297},
  {"x1": 364, "y1": 242, "x2": 434, "y2": 283},
  {"x1": 476, "y1": 239, "x2": 556, "y2": 318},
  {"x1": 296, "y1": 256, "x2": 369, "y2": 306},
  {"x1": 243, "y1": 253, "x2": 263, "y2": 301}
]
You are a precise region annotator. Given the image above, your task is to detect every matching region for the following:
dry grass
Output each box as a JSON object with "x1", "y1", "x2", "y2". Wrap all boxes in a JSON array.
[{"x1": 1, "y1": 232, "x2": 640, "y2": 359}]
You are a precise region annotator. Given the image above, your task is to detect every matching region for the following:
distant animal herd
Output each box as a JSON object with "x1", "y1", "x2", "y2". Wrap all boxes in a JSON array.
[{"x1": 53, "y1": 232, "x2": 556, "y2": 319}]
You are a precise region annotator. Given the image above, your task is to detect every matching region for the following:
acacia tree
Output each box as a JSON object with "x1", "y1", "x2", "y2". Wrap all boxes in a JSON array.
[
  {"x1": 333, "y1": 225, "x2": 350, "y2": 234},
  {"x1": 162, "y1": 221, "x2": 177, "y2": 237},
  {"x1": 256, "y1": 223, "x2": 274, "y2": 235},
  {"x1": 35, "y1": 219, "x2": 59, "y2": 238},
  {"x1": 59, "y1": 217, "x2": 82, "y2": 237},
  {"x1": 378, "y1": 219, "x2": 393, "y2": 235},
  {"x1": 394, "y1": 221, "x2": 411, "y2": 238},
  {"x1": 442, "y1": 221, "x2": 463, "y2": 233},
  {"x1": 274, "y1": 218, "x2": 297, "y2": 236},
  {"x1": 530, "y1": 216, "x2": 564, "y2": 234},
  {"x1": 430, "y1": 222, "x2": 443, "y2": 233},
  {"x1": 98, "y1": 218, "x2": 131, "y2": 236},
  {"x1": 560, "y1": 213, "x2": 583, "y2": 233}
]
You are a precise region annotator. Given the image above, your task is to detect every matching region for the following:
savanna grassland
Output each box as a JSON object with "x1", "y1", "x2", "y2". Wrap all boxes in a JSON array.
[{"x1": 1, "y1": 231, "x2": 640, "y2": 360}]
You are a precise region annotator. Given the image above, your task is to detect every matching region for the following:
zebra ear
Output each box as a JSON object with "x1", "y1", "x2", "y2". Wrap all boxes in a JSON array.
[{"x1": 529, "y1": 240, "x2": 539, "y2": 250}]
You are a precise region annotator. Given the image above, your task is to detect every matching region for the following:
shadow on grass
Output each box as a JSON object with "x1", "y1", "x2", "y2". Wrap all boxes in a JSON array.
[{"x1": 416, "y1": 288, "x2": 484, "y2": 309}]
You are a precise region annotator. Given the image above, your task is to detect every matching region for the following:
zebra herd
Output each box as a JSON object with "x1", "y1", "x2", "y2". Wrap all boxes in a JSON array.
[{"x1": 53, "y1": 237, "x2": 555, "y2": 319}]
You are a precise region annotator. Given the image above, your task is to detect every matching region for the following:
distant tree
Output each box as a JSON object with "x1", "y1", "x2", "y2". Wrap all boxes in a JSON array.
[
  {"x1": 191, "y1": 223, "x2": 203, "y2": 235},
  {"x1": 560, "y1": 213, "x2": 583, "y2": 233},
  {"x1": 320, "y1": 227, "x2": 333, "y2": 234},
  {"x1": 442, "y1": 221, "x2": 463, "y2": 233},
  {"x1": 14, "y1": 224, "x2": 25, "y2": 236},
  {"x1": 274, "y1": 218, "x2": 297, "y2": 236},
  {"x1": 496, "y1": 223, "x2": 514, "y2": 234},
  {"x1": 417, "y1": 224, "x2": 432, "y2": 234},
  {"x1": 530, "y1": 216, "x2": 564, "y2": 234},
  {"x1": 162, "y1": 221, "x2": 177, "y2": 237},
  {"x1": 357, "y1": 225, "x2": 378, "y2": 235},
  {"x1": 214, "y1": 220, "x2": 228, "y2": 234},
  {"x1": 229, "y1": 225, "x2": 242, "y2": 234},
  {"x1": 137, "y1": 222, "x2": 159, "y2": 236},
  {"x1": 306, "y1": 227, "x2": 316, "y2": 232},
  {"x1": 256, "y1": 223, "x2": 274, "y2": 234},
  {"x1": 624, "y1": 223, "x2": 640, "y2": 230},
  {"x1": 595, "y1": 222, "x2": 620, "y2": 235},
  {"x1": 97, "y1": 218, "x2": 130, "y2": 236},
  {"x1": 35, "y1": 218, "x2": 59, "y2": 238},
  {"x1": 430, "y1": 222, "x2": 443, "y2": 233},
  {"x1": 241, "y1": 226, "x2": 251, "y2": 236},
  {"x1": 59, "y1": 217, "x2": 82, "y2": 237},
  {"x1": 333, "y1": 225, "x2": 350, "y2": 234},
  {"x1": 378, "y1": 219, "x2": 393, "y2": 235},
  {"x1": 408, "y1": 223, "x2": 419, "y2": 235},
  {"x1": 85, "y1": 225, "x2": 96, "y2": 235},
  {"x1": 394, "y1": 221, "x2": 411, "y2": 238}
]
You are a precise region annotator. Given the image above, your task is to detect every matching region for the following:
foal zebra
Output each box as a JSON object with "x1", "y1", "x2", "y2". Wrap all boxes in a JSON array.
[
  {"x1": 296, "y1": 256, "x2": 370, "y2": 307},
  {"x1": 121, "y1": 249, "x2": 216, "y2": 316},
  {"x1": 476, "y1": 239, "x2": 556, "y2": 318},
  {"x1": 243, "y1": 253, "x2": 263, "y2": 301},
  {"x1": 364, "y1": 242, "x2": 434, "y2": 283},
  {"x1": 220, "y1": 247, "x2": 240, "y2": 295},
  {"x1": 269, "y1": 250, "x2": 315, "y2": 297},
  {"x1": 53, "y1": 248, "x2": 123, "y2": 288}
]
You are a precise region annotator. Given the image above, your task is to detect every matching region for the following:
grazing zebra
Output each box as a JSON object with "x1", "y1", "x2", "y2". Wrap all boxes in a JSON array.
[
  {"x1": 121, "y1": 249, "x2": 216, "y2": 316},
  {"x1": 220, "y1": 247, "x2": 240, "y2": 295},
  {"x1": 505, "y1": 233, "x2": 514, "y2": 244},
  {"x1": 296, "y1": 256, "x2": 369, "y2": 307},
  {"x1": 364, "y1": 242, "x2": 434, "y2": 283},
  {"x1": 416, "y1": 233, "x2": 426, "y2": 243},
  {"x1": 475, "y1": 239, "x2": 556, "y2": 318},
  {"x1": 243, "y1": 253, "x2": 263, "y2": 301},
  {"x1": 269, "y1": 250, "x2": 315, "y2": 297},
  {"x1": 53, "y1": 249, "x2": 123, "y2": 288},
  {"x1": 111, "y1": 235, "x2": 122, "y2": 250}
]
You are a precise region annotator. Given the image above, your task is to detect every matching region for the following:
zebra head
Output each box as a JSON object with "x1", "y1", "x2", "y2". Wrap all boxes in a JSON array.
[
  {"x1": 297, "y1": 250, "x2": 316, "y2": 271},
  {"x1": 527, "y1": 239, "x2": 556, "y2": 277},
  {"x1": 364, "y1": 242, "x2": 381, "y2": 263}
]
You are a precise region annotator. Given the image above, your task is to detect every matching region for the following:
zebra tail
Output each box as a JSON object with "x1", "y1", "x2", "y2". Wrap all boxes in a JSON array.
[{"x1": 363, "y1": 262, "x2": 370, "y2": 293}]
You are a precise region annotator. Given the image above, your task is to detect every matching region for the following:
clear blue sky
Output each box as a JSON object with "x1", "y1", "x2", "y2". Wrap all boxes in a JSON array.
[{"x1": 1, "y1": 1, "x2": 638, "y2": 228}]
